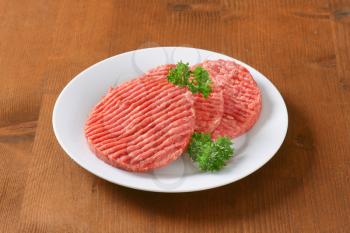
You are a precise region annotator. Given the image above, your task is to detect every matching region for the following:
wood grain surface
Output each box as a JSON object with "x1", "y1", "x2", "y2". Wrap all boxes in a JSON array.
[{"x1": 1, "y1": 0, "x2": 349, "y2": 232}]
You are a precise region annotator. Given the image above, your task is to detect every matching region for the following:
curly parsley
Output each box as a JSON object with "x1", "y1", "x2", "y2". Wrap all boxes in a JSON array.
[
  {"x1": 167, "y1": 62, "x2": 212, "y2": 98},
  {"x1": 188, "y1": 133, "x2": 234, "y2": 172}
]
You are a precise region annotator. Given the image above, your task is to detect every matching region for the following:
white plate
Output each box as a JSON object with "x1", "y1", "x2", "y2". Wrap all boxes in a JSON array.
[{"x1": 52, "y1": 47, "x2": 288, "y2": 192}]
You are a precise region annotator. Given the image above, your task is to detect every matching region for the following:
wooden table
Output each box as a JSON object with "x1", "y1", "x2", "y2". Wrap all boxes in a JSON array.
[{"x1": 1, "y1": 1, "x2": 349, "y2": 232}]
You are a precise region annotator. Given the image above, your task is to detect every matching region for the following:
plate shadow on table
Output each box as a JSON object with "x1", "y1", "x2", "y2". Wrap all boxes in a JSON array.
[{"x1": 99, "y1": 98, "x2": 315, "y2": 223}]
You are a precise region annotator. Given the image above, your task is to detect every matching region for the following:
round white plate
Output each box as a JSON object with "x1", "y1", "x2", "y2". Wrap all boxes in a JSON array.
[{"x1": 53, "y1": 47, "x2": 288, "y2": 192}]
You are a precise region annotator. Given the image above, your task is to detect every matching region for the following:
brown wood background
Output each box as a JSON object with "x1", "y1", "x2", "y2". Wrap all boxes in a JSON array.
[{"x1": 1, "y1": 0, "x2": 349, "y2": 232}]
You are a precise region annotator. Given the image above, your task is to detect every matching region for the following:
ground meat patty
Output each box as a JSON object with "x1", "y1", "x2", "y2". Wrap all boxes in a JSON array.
[
  {"x1": 85, "y1": 65, "x2": 195, "y2": 172},
  {"x1": 200, "y1": 60, "x2": 262, "y2": 139},
  {"x1": 192, "y1": 82, "x2": 224, "y2": 133}
]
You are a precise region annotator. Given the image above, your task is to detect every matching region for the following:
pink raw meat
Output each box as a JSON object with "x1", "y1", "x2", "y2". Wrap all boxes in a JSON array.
[
  {"x1": 200, "y1": 60, "x2": 262, "y2": 139},
  {"x1": 192, "y1": 79, "x2": 224, "y2": 133},
  {"x1": 85, "y1": 65, "x2": 195, "y2": 172}
]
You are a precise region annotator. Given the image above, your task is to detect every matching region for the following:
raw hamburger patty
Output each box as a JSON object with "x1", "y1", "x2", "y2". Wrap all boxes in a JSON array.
[
  {"x1": 85, "y1": 65, "x2": 195, "y2": 172},
  {"x1": 200, "y1": 60, "x2": 262, "y2": 139},
  {"x1": 192, "y1": 82, "x2": 224, "y2": 133}
]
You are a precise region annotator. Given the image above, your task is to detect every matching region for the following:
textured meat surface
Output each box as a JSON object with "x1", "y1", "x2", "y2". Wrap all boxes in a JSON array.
[
  {"x1": 193, "y1": 83, "x2": 223, "y2": 133},
  {"x1": 85, "y1": 65, "x2": 195, "y2": 172},
  {"x1": 200, "y1": 60, "x2": 262, "y2": 139}
]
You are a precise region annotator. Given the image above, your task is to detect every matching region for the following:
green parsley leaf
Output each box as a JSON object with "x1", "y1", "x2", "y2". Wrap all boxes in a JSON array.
[
  {"x1": 188, "y1": 66, "x2": 212, "y2": 98},
  {"x1": 167, "y1": 62, "x2": 212, "y2": 98},
  {"x1": 167, "y1": 61, "x2": 190, "y2": 87},
  {"x1": 188, "y1": 133, "x2": 234, "y2": 172}
]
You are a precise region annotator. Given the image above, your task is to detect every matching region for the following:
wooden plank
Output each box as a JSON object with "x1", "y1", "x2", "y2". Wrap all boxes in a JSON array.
[
  {"x1": 0, "y1": 1, "x2": 58, "y2": 232},
  {"x1": 0, "y1": 0, "x2": 349, "y2": 232},
  {"x1": 328, "y1": 0, "x2": 350, "y2": 231}
]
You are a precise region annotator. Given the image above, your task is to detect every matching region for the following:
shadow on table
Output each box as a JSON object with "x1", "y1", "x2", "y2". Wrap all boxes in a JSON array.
[{"x1": 103, "y1": 98, "x2": 315, "y2": 223}]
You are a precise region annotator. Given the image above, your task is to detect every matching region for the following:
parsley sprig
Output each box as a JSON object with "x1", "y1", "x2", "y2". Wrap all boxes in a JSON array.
[
  {"x1": 167, "y1": 62, "x2": 212, "y2": 98},
  {"x1": 168, "y1": 63, "x2": 232, "y2": 171},
  {"x1": 188, "y1": 133, "x2": 234, "y2": 172}
]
